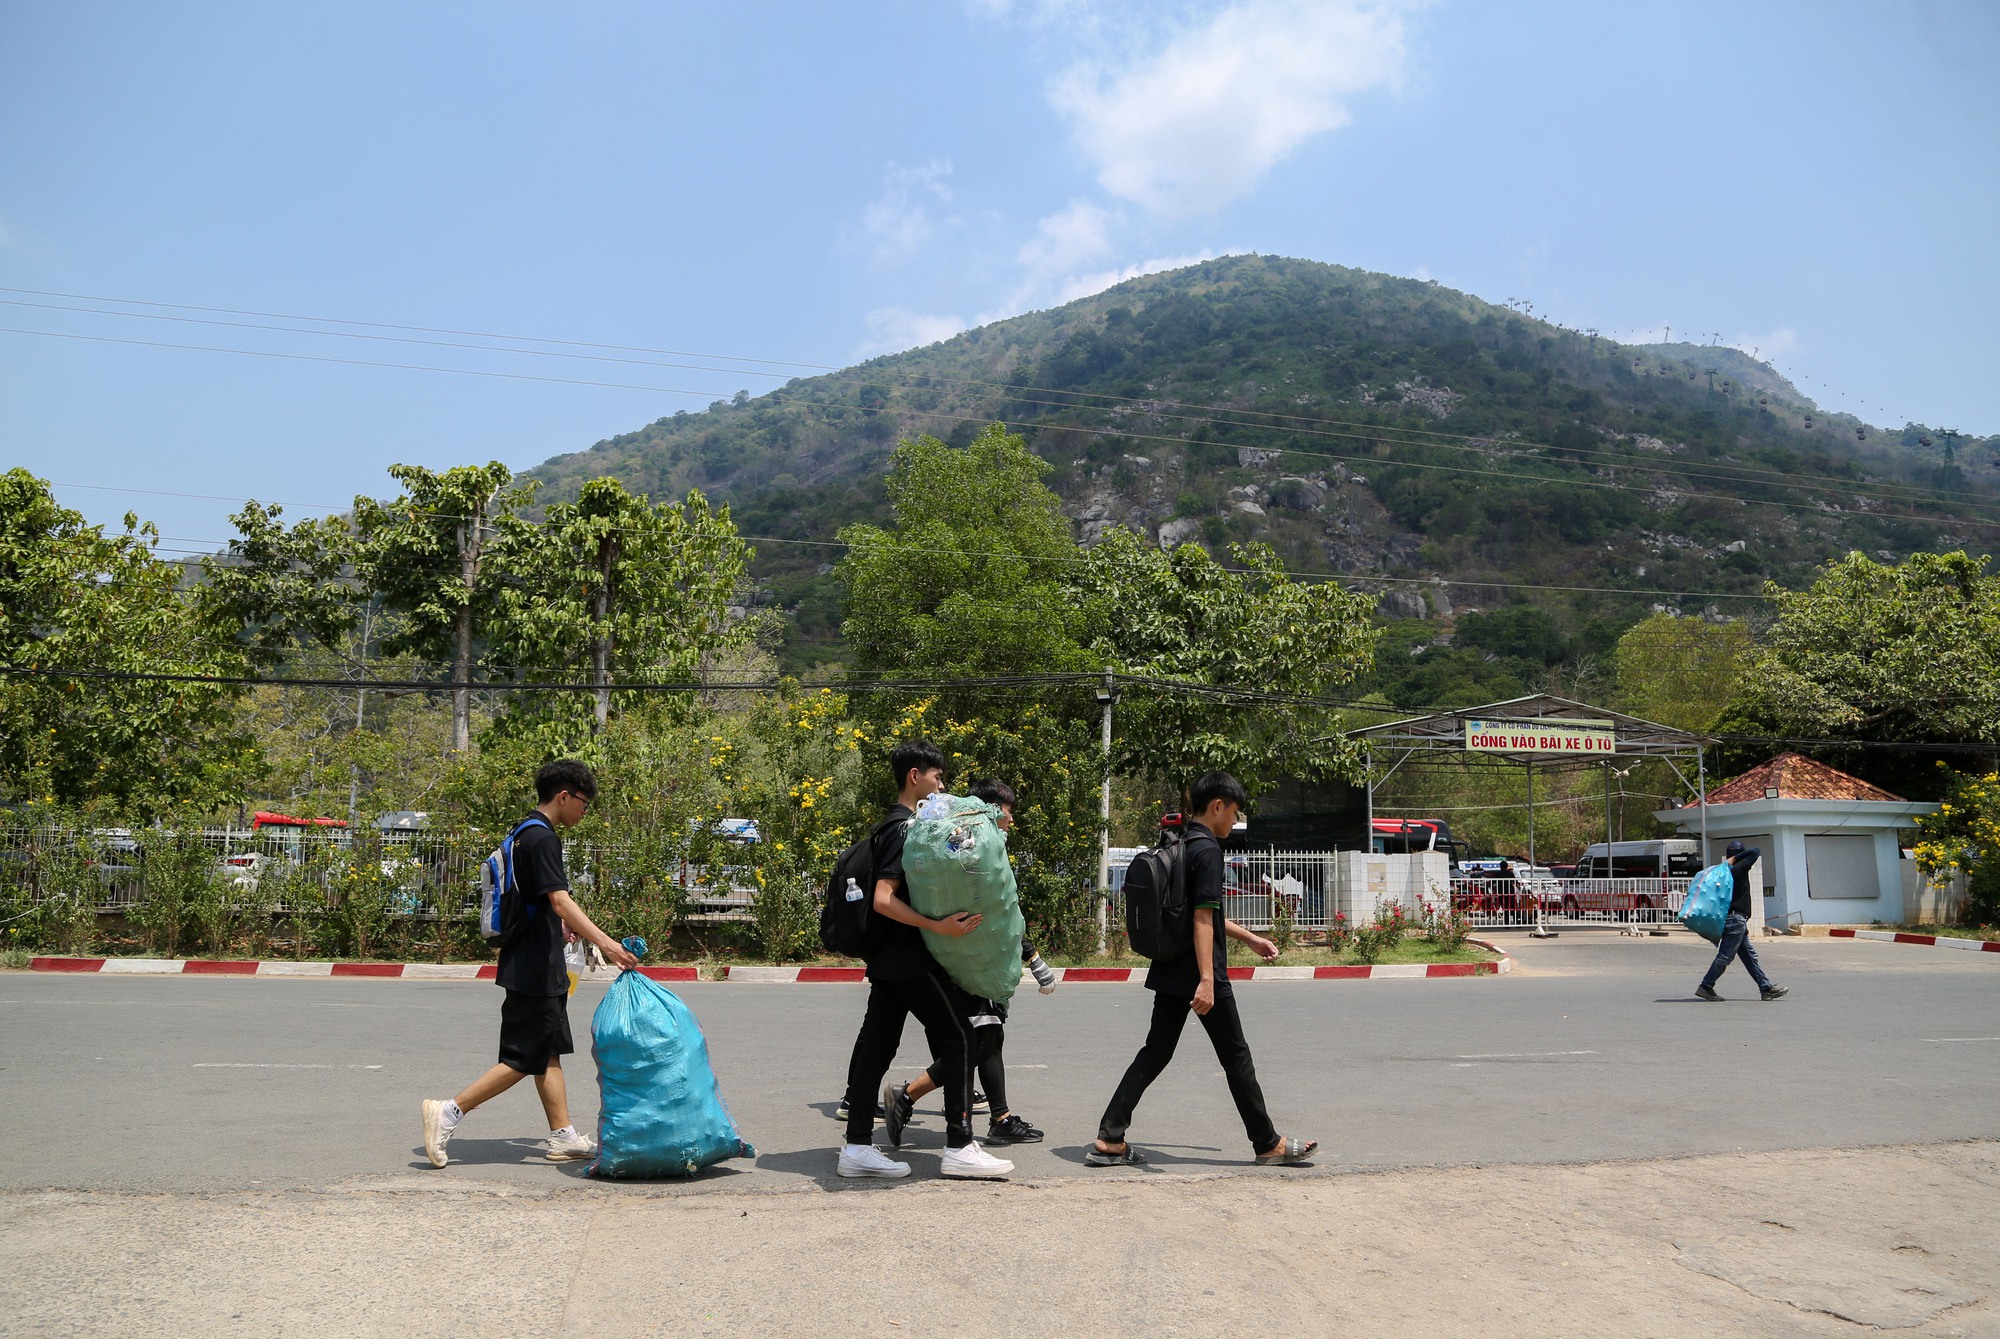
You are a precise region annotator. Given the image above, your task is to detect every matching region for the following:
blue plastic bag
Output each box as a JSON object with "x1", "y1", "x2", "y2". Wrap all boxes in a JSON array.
[
  {"x1": 589, "y1": 970, "x2": 755, "y2": 1178},
  {"x1": 1679, "y1": 862, "x2": 1733, "y2": 943}
]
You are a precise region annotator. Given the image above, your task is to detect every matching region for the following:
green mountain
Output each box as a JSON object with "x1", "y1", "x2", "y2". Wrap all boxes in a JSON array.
[{"x1": 527, "y1": 255, "x2": 1999, "y2": 695}]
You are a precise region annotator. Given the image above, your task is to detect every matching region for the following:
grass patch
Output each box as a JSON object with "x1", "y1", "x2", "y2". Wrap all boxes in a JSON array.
[
  {"x1": 0, "y1": 948, "x2": 32, "y2": 971},
  {"x1": 1897, "y1": 923, "x2": 1999, "y2": 942}
]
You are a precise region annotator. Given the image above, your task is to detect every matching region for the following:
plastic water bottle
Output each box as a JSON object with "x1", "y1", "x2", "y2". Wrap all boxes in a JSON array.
[{"x1": 844, "y1": 877, "x2": 864, "y2": 903}]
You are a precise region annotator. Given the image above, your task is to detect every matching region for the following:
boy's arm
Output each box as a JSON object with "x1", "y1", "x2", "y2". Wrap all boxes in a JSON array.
[
  {"x1": 549, "y1": 889, "x2": 639, "y2": 969},
  {"x1": 1222, "y1": 917, "x2": 1279, "y2": 962},
  {"x1": 1192, "y1": 908, "x2": 1218, "y2": 1016},
  {"x1": 873, "y1": 879, "x2": 982, "y2": 937}
]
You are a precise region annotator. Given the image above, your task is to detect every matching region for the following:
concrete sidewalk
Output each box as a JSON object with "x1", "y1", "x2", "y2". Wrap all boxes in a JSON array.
[{"x1": 4, "y1": 1140, "x2": 1994, "y2": 1337}]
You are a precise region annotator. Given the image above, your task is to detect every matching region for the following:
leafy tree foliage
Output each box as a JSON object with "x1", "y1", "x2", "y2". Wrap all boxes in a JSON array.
[
  {"x1": 1612, "y1": 613, "x2": 1751, "y2": 733},
  {"x1": 198, "y1": 502, "x2": 357, "y2": 669},
  {"x1": 838, "y1": 426, "x2": 1095, "y2": 707},
  {"x1": 487, "y1": 478, "x2": 752, "y2": 749},
  {"x1": 0, "y1": 469, "x2": 253, "y2": 812},
  {"x1": 1073, "y1": 528, "x2": 1378, "y2": 792},
  {"x1": 1722, "y1": 551, "x2": 2000, "y2": 796},
  {"x1": 353, "y1": 462, "x2": 534, "y2": 754}
]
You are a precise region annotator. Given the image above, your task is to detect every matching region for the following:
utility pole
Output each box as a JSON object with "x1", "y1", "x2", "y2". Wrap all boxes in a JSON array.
[
  {"x1": 1096, "y1": 669, "x2": 1117, "y2": 951},
  {"x1": 347, "y1": 597, "x2": 377, "y2": 827}
]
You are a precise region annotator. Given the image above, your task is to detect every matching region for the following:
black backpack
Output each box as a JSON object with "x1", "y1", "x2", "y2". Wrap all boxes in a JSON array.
[
  {"x1": 1123, "y1": 825, "x2": 1198, "y2": 962},
  {"x1": 819, "y1": 815, "x2": 907, "y2": 957}
]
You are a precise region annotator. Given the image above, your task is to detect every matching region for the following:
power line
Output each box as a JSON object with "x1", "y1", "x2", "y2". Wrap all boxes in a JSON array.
[
  {"x1": 6, "y1": 664, "x2": 1992, "y2": 757},
  {"x1": 10, "y1": 292, "x2": 1996, "y2": 518},
  {"x1": 14, "y1": 285, "x2": 1990, "y2": 510}
]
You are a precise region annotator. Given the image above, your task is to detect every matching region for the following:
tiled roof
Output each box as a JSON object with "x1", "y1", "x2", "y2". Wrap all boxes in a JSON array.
[{"x1": 1703, "y1": 753, "x2": 1905, "y2": 804}]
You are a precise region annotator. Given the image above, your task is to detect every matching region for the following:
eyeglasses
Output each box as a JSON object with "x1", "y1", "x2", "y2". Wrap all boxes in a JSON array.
[{"x1": 566, "y1": 792, "x2": 591, "y2": 812}]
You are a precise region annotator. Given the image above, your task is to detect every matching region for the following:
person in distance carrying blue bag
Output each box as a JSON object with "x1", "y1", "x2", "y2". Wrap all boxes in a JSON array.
[
  {"x1": 420, "y1": 760, "x2": 639, "y2": 1168},
  {"x1": 1695, "y1": 841, "x2": 1789, "y2": 1003}
]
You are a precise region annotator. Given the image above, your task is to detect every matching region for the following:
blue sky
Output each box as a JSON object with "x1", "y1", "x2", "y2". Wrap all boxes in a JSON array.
[{"x1": 2, "y1": 0, "x2": 1995, "y2": 550}]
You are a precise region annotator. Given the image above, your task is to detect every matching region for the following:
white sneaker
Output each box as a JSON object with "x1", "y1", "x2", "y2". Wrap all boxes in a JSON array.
[
  {"x1": 837, "y1": 1144, "x2": 911, "y2": 1179},
  {"x1": 421, "y1": 1098, "x2": 454, "y2": 1168},
  {"x1": 544, "y1": 1128, "x2": 595, "y2": 1162},
  {"x1": 940, "y1": 1141, "x2": 1014, "y2": 1179}
]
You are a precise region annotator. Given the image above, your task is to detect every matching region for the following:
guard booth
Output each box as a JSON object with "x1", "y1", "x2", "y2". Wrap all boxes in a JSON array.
[{"x1": 1344, "y1": 694, "x2": 1717, "y2": 933}]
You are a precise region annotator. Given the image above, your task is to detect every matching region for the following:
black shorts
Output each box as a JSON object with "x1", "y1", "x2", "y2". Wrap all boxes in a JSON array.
[{"x1": 497, "y1": 989, "x2": 573, "y2": 1075}]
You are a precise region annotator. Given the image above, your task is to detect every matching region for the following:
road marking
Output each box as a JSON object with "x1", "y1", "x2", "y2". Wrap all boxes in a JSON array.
[
  {"x1": 1456, "y1": 1050, "x2": 1599, "y2": 1059},
  {"x1": 1922, "y1": 1037, "x2": 2000, "y2": 1044},
  {"x1": 192, "y1": 1063, "x2": 384, "y2": 1069}
]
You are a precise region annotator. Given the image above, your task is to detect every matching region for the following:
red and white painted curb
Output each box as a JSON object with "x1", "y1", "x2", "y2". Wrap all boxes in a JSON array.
[
  {"x1": 1827, "y1": 929, "x2": 2000, "y2": 956},
  {"x1": 27, "y1": 944, "x2": 1510, "y2": 983}
]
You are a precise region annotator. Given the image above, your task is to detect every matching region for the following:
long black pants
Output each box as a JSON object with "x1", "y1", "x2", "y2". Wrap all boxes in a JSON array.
[
  {"x1": 926, "y1": 995, "x2": 1008, "y2": 1115},
  {"x1": 842, "y1": 971, "x2": 973, "y2": 1148},
  {"x1": 1096, "y1": 990, "x2": 1278, "y2": 1155},
  {"x1": 927, "y1": 1027, "x2": 1008, "y2": 1116}
]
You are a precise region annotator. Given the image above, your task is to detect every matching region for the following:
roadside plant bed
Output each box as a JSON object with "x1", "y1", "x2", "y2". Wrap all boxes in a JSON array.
[
  {"x1": 1054, "y1": 939, "x2": 1499, "y2": 971},
  {"x1": 1891, "y1": 923, "x2": 1999, "y2": 942}
]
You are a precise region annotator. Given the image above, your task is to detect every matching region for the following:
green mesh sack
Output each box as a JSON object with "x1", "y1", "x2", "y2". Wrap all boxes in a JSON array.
[{"x1": 903, "y1": 795, "x2": 1027, "y2": 1002}]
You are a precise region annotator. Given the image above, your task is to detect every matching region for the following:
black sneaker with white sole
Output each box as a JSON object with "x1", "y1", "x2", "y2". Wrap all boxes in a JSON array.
[
  {"x1": 882, "y1": 1080, "x2": 914, "y2": 1148},
  {"x1": 986, "y1": 1113, "x2": 1043, "y2": 1144}
]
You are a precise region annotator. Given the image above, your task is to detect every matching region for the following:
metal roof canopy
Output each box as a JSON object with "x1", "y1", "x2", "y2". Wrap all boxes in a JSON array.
[{"x1": 1342, "y1": 696, "x2": 1716, "y2": 930}]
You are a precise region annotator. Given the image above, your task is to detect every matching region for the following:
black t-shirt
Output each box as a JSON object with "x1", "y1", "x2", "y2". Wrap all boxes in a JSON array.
[
  {"x1": 1145, "y1": 827, "x2": 1231, "y2": 999},
  {"x1": 1728, "y1": 849, "x2": 1760, "y2": 918},
  {"x1": 863, "y1": 805, "x2": 938, "y2": 983},
  {"x1": 495, "y1": 814, "x2": 569, "y2": 996}
]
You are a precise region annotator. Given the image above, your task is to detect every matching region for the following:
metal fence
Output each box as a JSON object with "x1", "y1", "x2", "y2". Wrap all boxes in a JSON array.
[
  {"x1": 0, "y1": 825, "x2": 759, "y2": 924},
  {"x1": 1448, "y1": 876, "x2": 1690, "y2": 929},
  {"x1": 4, "y1": 825, "x2": 1697, "y2": 937}
]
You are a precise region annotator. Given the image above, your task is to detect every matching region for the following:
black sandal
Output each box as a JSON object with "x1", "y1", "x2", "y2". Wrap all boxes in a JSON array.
[
  {"x1": 1084, "y1": 1143, "x2": 1148, "y2": 1166},
  {"x1": 1255, "y1": 1136, "x2": 1318, "y2": 1166}
]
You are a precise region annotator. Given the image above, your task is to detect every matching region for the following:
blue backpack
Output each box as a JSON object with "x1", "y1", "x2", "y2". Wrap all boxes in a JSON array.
[
  {"x1": 1679, "y1": 862, "x2": 1734, "y2": 943},
  {"x1": 478, "y1": 815, "x2": 550, "y2": 947}
]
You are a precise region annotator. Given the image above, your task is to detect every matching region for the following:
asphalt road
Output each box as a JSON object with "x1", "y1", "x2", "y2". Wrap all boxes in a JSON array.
[{"x1": 3, "y1": 932, "x2": 1996, "y2": 1194}]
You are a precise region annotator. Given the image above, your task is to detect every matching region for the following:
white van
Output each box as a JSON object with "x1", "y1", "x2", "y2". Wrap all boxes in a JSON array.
[{"x1": 1575, "y1": 839, "x2": 1702, "y2": 879}]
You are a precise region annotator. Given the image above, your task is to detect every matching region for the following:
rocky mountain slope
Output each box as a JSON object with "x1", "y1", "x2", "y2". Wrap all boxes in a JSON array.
[{"x1": 527, "y1": 255, "x2": 1998, "y2": 685}]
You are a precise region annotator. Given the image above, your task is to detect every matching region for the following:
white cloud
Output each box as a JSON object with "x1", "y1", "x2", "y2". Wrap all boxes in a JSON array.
[
  {"x1": 1016, "y1": 201, "x2": 1116, "y2": 288},
  {"x1": 1728, "y1": 327, "x2": 1798, "y2": 362},
  {"x1": 856, "y1": 159, "x2": 957, "y2": 264},
  {"x1": 1048, "y1": 1, "x2": 1412, "y2": 217},
  {"x1": 1047, "y1": 249, "x2": 1228, "y2": 306},
  {"x1": 855, "y1": 306, "x2": 969, "y2": 358}
]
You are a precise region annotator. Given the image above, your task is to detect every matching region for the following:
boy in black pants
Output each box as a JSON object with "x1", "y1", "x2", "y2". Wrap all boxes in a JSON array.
[
  {"x1": 1696, "y1": 841, "x2": 1788, "y2": 1002},
  {"x1": 885, "y1": 779, "x2": 1056, "y2": 1146},
  {"x1": 836, "y1": 741, "x2": 1015, "y2": 1180},
  {"x1": 421, "y1": 759, "x2": 638, "y2": 1167},
  {"x1": 1088, "y1": 771, "x2": 1317, "y2": 1168}
]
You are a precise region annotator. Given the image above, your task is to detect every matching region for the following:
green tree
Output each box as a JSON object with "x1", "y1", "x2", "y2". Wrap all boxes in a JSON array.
[
  {"x1": 1073, "y1": 527, "x2": 1379, "y2": 793},
  {"x1": 837, "y1": 426, "x2": 1096, "y2": 711},
  {"x1": 353, "y1": 462, "x2": 534, "y2": 754},
  {"x1": 488, "y1": 478, "x2": 752, "y2": 747},
  {"x1": 0, "y1": 469, "x2": 253, "y2": 812},
  {"x1": 1612, "y1": 613, "x2": 1751, "y2": 732},
  {"x1": 198, "y1": 502, "x2": 358, "y2": 669},
  {"x1": 1723, "y1": 551, "x2": 2000, "y2": 796}
]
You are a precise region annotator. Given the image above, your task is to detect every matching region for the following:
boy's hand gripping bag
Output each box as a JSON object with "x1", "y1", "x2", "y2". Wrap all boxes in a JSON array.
[
  {"x1": 1678, "y1": 862, "x2": 1734, "y2": 943},
  {"x1": 903, "y1": 795, "x2": 1028, "y2": 1002},
  {"x1": 589, "y1": 970, "x2": 755, "y2": 1178}
]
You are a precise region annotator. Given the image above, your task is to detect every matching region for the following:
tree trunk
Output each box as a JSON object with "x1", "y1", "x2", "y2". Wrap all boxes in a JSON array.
[
  {"x1": 593, "y1": 532, "x2": 618, "y2": 731},
  {"x1": 452, "y1": 510, "x2": 485, "y2": 755}
]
